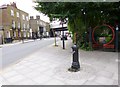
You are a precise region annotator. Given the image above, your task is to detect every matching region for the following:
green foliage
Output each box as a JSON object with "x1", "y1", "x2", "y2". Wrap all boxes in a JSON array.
[
  {"x1": 94, "y1": 25, "x2": 113, "y2": 43},
  {"x1": 106, "y1": 37, "x2": 112, "y2": 43},
  {"x1": 34, "y1": 2, "x2": 120, "y2": 51},
  {"x1": 34, "y1": 2, "x2": 120, "y2": 28},
  {"x1": 79, "y1": 42, "x2": 93, "y2": 51}
]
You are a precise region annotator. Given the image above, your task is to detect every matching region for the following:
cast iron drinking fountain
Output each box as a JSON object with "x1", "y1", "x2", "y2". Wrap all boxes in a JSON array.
[{"x1": 68, "y1": 44, "x2": 80, "y2": 72}]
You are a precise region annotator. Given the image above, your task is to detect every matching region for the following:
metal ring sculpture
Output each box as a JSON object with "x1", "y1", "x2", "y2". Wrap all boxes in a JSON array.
[{"x1": 92, "y1": 24, "x2": 115, "y2": 46}]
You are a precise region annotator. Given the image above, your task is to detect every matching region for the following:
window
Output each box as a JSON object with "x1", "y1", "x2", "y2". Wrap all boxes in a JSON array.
[
  {"x1": 12, "y1": 20, "x2": 15, "y2": 28},
  {"x1": 38, "y1": 26, "x2": 39, "y2": 31},
  {"x1": 24, "y1": 32, "x2": 26, "y2": 37},
  {"x1": 14, "y1": 31, "x2": 16, "y2": 37},
  {"x1": 11, "y1": 10, "x2": 14, "y2": 16},
  {"x1": 26, "y1": 16, "x2": 29, "y2": 21},
  {"x1": 23, "y1": 24, "x2": 26, "y2": 29},
  {"x1": 22, "y1": 15, "x2": 25, "y2": 20},
  {"x1": 40, "y1": 21, "x2": 42, "y2": 25},
  {"x1": 28, "y1": 33, "x2": 30, "y2": 37},
  {"x1": 44, "y1": 28, "x2": 46, "y2": 31},
  {"x1": 27, "y1": 24, "x2": 29, "y2": 29},
  {"x1": 37, "y1": 21, "x2": 39, "y2": 24},
  {"x1": 6, "y1": 31, "x2": 10, "y2": 38},
  {"x1": 18, "y1": 31, "x2": 21, "y2": 37},
  {"x1": 17, "y1": 12, "x2": 19, "y2": 17},
  {"x1": 18, "y1": 22, "x2": 20, "y2": 28}
]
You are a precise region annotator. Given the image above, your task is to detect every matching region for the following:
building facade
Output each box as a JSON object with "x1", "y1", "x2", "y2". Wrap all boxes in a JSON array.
[
  {"x1": 19, "y1": 9, "x2": 29, "y2": 39},
  {"x1": 29, "y1": 15, "x2": 50, "y2": 39},
  {"x1": 0, "y1": 2, "x2": 29, "y2": 43},
  {"x1": 0, "y1": 8, "x2": 3, "y2": 44}
]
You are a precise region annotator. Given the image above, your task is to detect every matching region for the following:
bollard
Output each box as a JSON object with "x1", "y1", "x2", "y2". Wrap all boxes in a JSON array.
[{"x1": 68, "y1": 44, "x2": 80, "y2": 72}]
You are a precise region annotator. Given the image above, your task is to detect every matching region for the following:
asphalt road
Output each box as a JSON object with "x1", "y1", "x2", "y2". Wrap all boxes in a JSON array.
[{"x1": 1, "y1": 38, "x2": 57, "y2": 70}]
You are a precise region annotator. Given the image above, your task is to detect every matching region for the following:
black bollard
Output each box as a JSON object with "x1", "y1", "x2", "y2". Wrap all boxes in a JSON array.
[{"x1": 68, "y1": 44, "x2": 80, "y2": 72}]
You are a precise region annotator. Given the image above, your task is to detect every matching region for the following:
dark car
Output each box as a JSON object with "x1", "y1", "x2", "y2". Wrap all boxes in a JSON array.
[{"x1": 61, "y1": 35, "x2": 67, "y2": 40}]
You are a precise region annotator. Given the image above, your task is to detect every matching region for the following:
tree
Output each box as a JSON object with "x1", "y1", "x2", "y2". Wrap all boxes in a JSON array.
[{"x1": 34, "y1": 2, "x2": 120, "y2": 50}]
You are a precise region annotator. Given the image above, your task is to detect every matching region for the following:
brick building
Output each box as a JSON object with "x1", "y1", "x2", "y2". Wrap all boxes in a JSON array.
[
  {"x1": 0, "y1": 2, "x2": 30, "y2": 43},
  {"x1": 29, "y1": 15, "x2": 50, "y2": 39}
]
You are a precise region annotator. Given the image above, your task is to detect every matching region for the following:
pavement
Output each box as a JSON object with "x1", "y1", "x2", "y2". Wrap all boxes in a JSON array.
[
  {"x1": 0, "y1": 39, "x2": 38, "y2": 47},
  {"x1": 1, "y1": 38, "x2": 57, "y2": 69},
  {"x1": 0, "y1": 38, "x2": 118, "y2": 85}
]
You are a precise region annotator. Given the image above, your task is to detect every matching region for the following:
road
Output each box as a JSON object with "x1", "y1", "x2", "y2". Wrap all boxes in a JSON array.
[{"x1": 1, "y1": 38, "x2": 57, "y2": 70}]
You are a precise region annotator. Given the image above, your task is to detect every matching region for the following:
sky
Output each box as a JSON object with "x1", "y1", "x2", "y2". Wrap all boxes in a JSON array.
[
  {"x1": 0, "y1": 0, "x2": 67, "y2": 27},
  {"x1": 0, "y1": 0, "x2": 50, "y2": 22}
]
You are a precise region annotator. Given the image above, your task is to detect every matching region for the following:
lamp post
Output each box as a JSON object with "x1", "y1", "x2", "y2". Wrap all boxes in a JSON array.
[
  {"x1": 62, "y1": 21, "x2": 65, "y2": 49},
  {"x1": 50, "y1": 14, "x2": 67, "y2": 49},
  {"x1": 84, "y1": 11, "x2": 87, "y2": 50},
  {"x1": 115, "y1": 25, "x2": 119, "y2": 52},
  {"x1": 60, "y1": 19, "x2": 66, "y2": 49}
]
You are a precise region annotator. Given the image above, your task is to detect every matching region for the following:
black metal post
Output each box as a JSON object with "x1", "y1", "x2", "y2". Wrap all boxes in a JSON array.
[
  {"x1": 89, "y1": 27, "x2": 92, "y2": 50},
  {"x1": 115, "y1": 25, "x2": 119, "y2": 52},
  {"x1": 62, "y1": 22, "x2": 65, "y2": 49},
  {"x1": 84, "y1": 11, "x2": 87, "y2": 50}
]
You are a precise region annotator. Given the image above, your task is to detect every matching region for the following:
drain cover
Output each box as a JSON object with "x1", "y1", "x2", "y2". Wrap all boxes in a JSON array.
[{"x1": 54, "y1": 63, "x2": 96, "y2": 80}]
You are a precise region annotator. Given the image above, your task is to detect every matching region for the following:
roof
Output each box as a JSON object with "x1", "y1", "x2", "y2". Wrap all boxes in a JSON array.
[
  {"x1": 0, "y1": 5, "x2": 7, "y2": 9},
  {"x1": 0, "y1": 2, "x2": 28, "y2": 15}
]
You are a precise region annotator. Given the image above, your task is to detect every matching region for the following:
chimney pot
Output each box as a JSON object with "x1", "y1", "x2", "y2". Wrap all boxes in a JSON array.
[
  {"x1": 36, "y1": 15, "x2": 40, "y2": 20},
  {"x1": 30, "y1": 16, "x2": 34, "y2": 19}
]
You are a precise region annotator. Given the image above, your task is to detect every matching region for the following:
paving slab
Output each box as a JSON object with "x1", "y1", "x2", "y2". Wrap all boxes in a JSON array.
[{"x1": 0, "y1": 38, "x2": 118, "y2": 85}]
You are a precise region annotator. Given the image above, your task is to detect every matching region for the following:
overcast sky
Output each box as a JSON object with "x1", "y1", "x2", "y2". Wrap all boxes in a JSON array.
[{"x1": 0, "y1": 0, "x2": 50, "y2": 22}]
